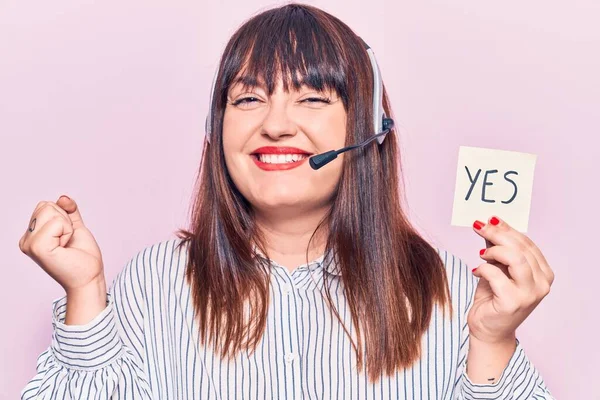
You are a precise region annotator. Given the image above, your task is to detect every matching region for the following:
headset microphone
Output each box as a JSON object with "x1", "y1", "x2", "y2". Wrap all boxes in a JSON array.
[{"x1": 308, "y1": 117, "x2": 394, "y2": 170}]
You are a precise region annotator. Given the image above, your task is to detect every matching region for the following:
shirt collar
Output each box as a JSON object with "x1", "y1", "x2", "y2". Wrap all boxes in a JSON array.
[{"x1": 251, "y1": 243, "x2": 341, "y2": 276}]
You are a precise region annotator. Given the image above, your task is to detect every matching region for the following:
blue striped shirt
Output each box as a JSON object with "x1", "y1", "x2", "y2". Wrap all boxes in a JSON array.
[{"x1": 22, "y1": 237, "x2": 554, "y2": 399}]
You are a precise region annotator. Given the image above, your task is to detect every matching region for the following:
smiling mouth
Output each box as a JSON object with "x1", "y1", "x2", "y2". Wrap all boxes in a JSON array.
[
  {"x1": 250, "y1": 153, "x2": 312, "y2": 171},
  {"x1": 251, "y1": 153, "x2": 311, "y2": 164}
]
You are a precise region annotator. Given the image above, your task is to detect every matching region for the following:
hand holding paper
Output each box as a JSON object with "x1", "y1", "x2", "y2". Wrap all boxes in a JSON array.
[
  {"x1": 468, "y1": 215, "x2": 555, "y2": 344},
  {"x1": 451, "y1": 146, "x2": 555, "y2": 383}
]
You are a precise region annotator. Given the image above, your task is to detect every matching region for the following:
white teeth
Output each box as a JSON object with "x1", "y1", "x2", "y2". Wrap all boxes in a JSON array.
[{"x1": 257, "y1": 154, "x2": 308, "y2": 164}]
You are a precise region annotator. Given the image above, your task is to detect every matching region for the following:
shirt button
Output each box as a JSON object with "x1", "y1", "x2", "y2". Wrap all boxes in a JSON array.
[
  {"x1": 283, "y1": 284, "x2": 292, "y2": 295},
  {"x1": 285, "y1": 352, "x2": 296, "y2": 363}
]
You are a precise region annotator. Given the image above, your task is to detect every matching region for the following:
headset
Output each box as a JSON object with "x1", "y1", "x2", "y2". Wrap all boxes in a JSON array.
[{"x1": 204, "y1": 38, "x2": 394, "y2": 170}]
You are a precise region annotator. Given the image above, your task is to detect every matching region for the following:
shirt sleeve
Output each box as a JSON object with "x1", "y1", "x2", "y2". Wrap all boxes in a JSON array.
[
  {"x1": 452, "y1": 268, "x2": 555, "y2": 399},
  {"x1": 21, "y1": 252, "x2": 153, "y2": 400}
]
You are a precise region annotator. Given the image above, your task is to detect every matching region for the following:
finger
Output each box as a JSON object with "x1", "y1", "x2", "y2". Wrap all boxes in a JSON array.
[
  {"x1": 44, "y1": 202, "x2": 72, "y2": 225},
  {"x1": 22, "y1": 201, "x2": 49, "y2": 236},
  {"x1": 485, "y1": 238, "x2": 493, "y2": 249},
  {"x1": 473, "y1": 216, "x2": 523, "y2": 247},
  {"x1": 19, "y1": 201, "x2": 62, "y2": 250},
  {"x1": 473, "y1": 216, "x2": 547, "y2": 282},
  {"x1": 32, "y1": 201, "x2": 48, "y2": 215},
  {"x1": 25, "y1": 204, "x2": 73, "y2": 248},
  {"x1": 486, "y1": 256, "x2": 511, "y2": 280},
  {"x1": 44, "y1": 202, "x2": 75, "y2": 247},
  {"x1": 31, "y1": 202, "x2": 71, "y2": 231},
  {"x1": 26, "y1": 216, "x2": 73, "y2": 256},
  {"x1": 473, "y1": 262, "x2": 520, "y2": 311},
  {"x1": 480, "y1": 245, "x2": 536, "y2": 290},
  {"x1": 56, "y1": 195, "x2": 85, "y2": 231}
]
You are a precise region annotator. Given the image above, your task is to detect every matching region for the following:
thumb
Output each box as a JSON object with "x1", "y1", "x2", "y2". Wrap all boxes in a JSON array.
[{"x1": 56, "y1": 195, "x2": 85, "y2": 230}]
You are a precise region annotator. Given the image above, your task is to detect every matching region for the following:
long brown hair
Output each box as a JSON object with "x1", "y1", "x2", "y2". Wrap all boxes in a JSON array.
[{"x1": 176, "y1": 3, "x2": 453, "y2": 382}]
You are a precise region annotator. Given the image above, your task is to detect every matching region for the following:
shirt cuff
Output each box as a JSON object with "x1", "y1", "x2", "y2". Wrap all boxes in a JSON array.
[
  {"x1": 50, "y1": 293, "x2": 124, "y2": 371},
  {"x1": 460, "y1": 338, "x2": 525, "y2": 398}
]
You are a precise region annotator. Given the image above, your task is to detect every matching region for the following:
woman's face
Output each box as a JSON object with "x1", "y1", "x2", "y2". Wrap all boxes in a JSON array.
[{"x1": 222, "y1": 74, "x2": 347, "y2": 214}]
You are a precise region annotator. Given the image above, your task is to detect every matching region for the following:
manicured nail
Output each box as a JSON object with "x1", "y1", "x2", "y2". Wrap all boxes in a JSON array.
[
  {"x1": 479, "y1": 248, "x2": 486, "y2": 256},
  {"x1": 472, "y1": 268, "x2": 478, "y2": 273},
  {"x1": 59, "y1": 195, "x2": 70, "y2": 201},
  {"x1": 490, "y1": 216, "x2": 500, "y2": 226},
  {"x1": 473, "y1": 220, "x2": 485, "y2": 230}
]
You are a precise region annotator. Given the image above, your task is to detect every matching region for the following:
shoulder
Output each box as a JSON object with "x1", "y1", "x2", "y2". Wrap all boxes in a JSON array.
[
  {"x1": 133, "y1": 236, "x2": 187, "y2": 264},
  {"x1": 112, "y1": 237, "x2": 189, "y2": 288},
  {"x1": 433, "y1": 247, "x2": 470, "y2": 275},
  {"x1": 433, "y1": 247, "x2": 479, "y2": 311}
]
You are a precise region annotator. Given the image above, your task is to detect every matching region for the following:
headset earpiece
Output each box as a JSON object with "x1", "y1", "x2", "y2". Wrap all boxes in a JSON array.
[{"x1": 205, "y1": 65, "x2": 220, "y2": 144}]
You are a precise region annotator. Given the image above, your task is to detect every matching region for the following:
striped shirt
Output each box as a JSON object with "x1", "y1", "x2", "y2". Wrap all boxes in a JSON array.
[{"x1": 22, "y1": 237, "x2": 554, "y2": 399}]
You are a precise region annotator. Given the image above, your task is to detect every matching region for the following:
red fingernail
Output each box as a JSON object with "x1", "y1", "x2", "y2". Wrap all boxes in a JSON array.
[
  {"x1": 479, "y1": 248, "x2": 486, "y2": 256},
  {"x1": 472, "y1": 268, "x2": 478, "y2": 273},
  {"x1": 490, "y1": 216, "x2": 500, "y2": 226},
  {"x1": 473, "y1": 220, "x2": 485, "y2": 230}
]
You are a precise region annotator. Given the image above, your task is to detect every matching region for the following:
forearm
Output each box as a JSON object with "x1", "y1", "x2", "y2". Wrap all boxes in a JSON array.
[{"x1": 465, "y1": 333, "x2": 517, "y2": 384}]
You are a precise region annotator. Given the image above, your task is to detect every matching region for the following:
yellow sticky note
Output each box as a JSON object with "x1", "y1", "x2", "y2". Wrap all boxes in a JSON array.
[{"x1": 451, "y1": 146, "x2": 537, "y2": 233}]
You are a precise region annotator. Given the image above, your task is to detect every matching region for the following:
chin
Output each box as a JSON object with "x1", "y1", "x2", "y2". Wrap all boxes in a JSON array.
[{"x1": 250, "y1": 192, "x2": 309, "y2": 210}]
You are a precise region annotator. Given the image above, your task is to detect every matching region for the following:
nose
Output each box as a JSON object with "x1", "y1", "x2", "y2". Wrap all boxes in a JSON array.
[{"x1": 260, "y1": 95, "x2": 297, "y2": 141}]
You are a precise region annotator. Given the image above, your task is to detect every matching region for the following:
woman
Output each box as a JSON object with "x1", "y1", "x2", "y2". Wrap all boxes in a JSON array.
[{"x1": 20, "y1": 3, "x2": 555, "y2": 399}]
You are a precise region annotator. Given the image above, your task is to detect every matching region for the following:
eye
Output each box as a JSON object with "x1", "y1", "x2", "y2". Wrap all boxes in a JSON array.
[
  {"x1": 231, "y1": 96, "x2": 261, "y2": 106},
  {"x1": 301, "y1": 97, "x2": 331, "y2": 104},
  {"x1": 230, "y1": 95, "x2": 332, "y2": 107}
]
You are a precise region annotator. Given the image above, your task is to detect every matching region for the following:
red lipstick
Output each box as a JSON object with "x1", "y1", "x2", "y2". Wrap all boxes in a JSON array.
[
  {"x1": 251, "y1": 146, "x2": 312, "y2": 155},
  {"x1": 250, "y1": 147, "x2": 312, "y2": 171}
]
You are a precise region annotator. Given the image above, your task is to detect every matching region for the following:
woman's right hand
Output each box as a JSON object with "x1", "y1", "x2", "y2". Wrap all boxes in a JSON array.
[{"x1": 19, "y1": 195, "x2": 107, "y2": 324}]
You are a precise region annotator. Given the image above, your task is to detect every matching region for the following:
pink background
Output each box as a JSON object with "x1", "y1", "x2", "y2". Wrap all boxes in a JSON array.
[{"x1": 1, "y1": 1, "x2": 598, "y2": 398}]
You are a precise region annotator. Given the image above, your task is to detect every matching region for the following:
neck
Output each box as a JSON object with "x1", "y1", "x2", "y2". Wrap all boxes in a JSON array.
[{"x1": 253, "y1": 206, "x2": 330, "y2": 272}]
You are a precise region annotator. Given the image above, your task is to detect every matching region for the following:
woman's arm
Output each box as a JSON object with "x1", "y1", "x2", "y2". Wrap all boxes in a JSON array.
[
  {"x1": 21, "y1": 251, "x2": 153, "y2": 400},
  {"x1": 453, "y1": 273, "x2": 555, "y2": 399}
]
